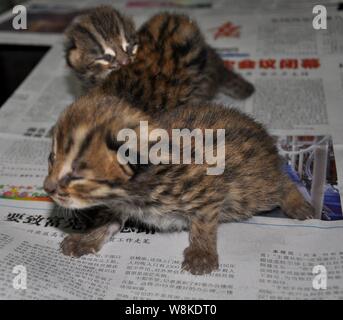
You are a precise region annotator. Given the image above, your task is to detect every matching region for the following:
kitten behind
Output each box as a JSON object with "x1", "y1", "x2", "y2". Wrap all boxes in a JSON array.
[
  {"x1": 64, "y1": 6, "x2": 254, "y2": 103},
  {"x1": 44, "y1": 92, "x2": 314, "y2": 275},
  {"x1": 65, "y1": 6, "x2": 138, "y2": 86}
]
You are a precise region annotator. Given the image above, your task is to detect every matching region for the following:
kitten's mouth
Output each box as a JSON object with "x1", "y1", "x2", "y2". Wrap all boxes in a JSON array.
[
  {"x1": 57, "y1": 195, "x2": 68, "y2": 202},
  {"x1": 51, "y1": 195, "x2": 70, "y2": 207},
  {"x1": 51, "y1": 194, "x2": 92, "y2": 210}
]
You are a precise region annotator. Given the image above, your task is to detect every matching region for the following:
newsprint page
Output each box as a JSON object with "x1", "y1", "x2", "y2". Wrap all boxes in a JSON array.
[{"x1": 0, "y1": 0, "x2": 343, "y2": 300}]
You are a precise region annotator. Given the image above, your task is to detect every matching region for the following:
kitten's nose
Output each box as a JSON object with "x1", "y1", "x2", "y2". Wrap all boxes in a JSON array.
[{"x1": 43, "y1": 178, "x2": 57, "y2": 194}]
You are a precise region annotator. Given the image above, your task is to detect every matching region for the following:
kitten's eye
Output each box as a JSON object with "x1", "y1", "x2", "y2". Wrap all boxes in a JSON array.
[
  {"x1": 94, "y1": 56, "x2": 112, "y2": 65},
  {"x1": 102, "y1": 54, "x2": 114, "y2": 62},
  {"x1": 48, "y1": 152, "x2": 55, "y2": 166},
  {"x1": 70, "y1": 174, "x2": 83, "y2": 181},
  {"x1": 70, "y1": 162, "x2": 86, "y2": 181},
  {"x1": 126, "y1": 43, "x2": 138, "y2": 55},
  {"x1": 59, "y1": 173, "x2": 83, "y2": 188}
]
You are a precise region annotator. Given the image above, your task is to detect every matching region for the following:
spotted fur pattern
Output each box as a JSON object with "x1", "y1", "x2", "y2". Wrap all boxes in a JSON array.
[
  {"x1": 64, "y1": 6, "x2": 254, "y2": 110},
  {"x1": 44, "y1": 93, "x2": 314, "y2": 274}
]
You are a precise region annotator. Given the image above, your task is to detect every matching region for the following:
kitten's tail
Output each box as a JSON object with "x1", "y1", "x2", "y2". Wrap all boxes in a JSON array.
[
  {"x1": 279, "y1": 176, "x2": 315, "y2": 220},
  {"x1": 208, "y1": 47, "x2": 254, "y2": 100}
]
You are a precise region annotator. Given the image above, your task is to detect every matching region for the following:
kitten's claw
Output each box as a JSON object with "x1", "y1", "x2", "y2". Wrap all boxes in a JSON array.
[
  {"x1": 285, "y1": 201, "x2": 315, "y2": 220},
  {"x1": 182, "y1": 246, "x2": 219, "y2": 275}
]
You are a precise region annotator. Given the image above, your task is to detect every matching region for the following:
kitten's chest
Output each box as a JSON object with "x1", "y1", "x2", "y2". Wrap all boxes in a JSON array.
[{"x1": 120, "y1": 201, "x2": 189, "y2": 232}]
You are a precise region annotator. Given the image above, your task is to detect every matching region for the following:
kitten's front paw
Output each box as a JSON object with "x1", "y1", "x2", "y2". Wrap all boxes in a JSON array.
[
  {"x1": 60, "y1": 234, "x2": 102, "y2": 258},
  {"x1": 182, "y1": 246, "x2": 219, "y2": 275}
]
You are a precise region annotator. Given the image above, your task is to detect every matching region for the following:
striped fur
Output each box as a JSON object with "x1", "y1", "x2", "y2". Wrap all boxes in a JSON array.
[{"x1": 44, "y1": 94, "x2": 314, "y2": 274}]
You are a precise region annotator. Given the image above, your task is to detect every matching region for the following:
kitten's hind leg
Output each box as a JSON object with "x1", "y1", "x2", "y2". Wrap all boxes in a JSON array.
[
  {"x1": 280, "y1": 176, "x2": 315, "y2": 220},
  {"x1": 61, "y1": 216, "x2": 124, "y2": 258},
  {"x1": 182, "y1": 211, "x2": 219, "y2": 275}
]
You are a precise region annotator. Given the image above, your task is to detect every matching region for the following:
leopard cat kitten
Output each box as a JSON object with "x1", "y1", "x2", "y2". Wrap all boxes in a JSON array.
[
  {"x1": 65, "y1": 6, "x2": 138, "y2": 85},
  {"x1": 44, "y1": 92, "x2": 314, "y2": 275},
  {"x1": 64, "y1": 6, "x2": 254, "y2": 110}
]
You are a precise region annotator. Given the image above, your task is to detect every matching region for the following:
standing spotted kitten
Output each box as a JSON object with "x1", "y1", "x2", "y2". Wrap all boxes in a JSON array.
[
  {"x1": 44, "y1": 92, "x2": 314, "y2": 275},
  {"x1": 64, "y1": 6, "x2": 254, "y2": 111}
]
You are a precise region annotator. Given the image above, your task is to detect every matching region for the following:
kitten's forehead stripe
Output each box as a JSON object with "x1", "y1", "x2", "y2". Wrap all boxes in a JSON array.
[
  {"x1": 116, "y1": 11, "x2": 125, "y2": 28},
  {"x1": 120, "y1": 30, "x2": 129, "y2": 52},
  {"x1": 53, "y1": 135, "x2": 57, "y2": 155},
  {"x1": 76, "y1": 128, "x2": 96, "y2": 160},
  {"x1": 58, "y1": 126, "x2": 88, "y2": 180},
  {"x1": 83, "y1": 22, "x2": 115, "y2": 58},
  {"x1": 64, "y1": 136, "x2": 74, "y2": 154},
  {"x1": 90, "y1": 10, "x2": 119, "y2": 40},
  {"x1": 74, "y1": 25, "x2": 103, "y2": 53}
]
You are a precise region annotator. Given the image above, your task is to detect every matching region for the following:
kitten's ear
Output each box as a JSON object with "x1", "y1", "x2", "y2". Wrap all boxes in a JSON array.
[
  {"x1": 64, "y1": 14, "x2": 89, "y2": 53},
  {"x1": 70, "y1": 15, "x2": 83, "y2": 25},
  {"x1": 64, "y1": 16, "x2": 81, "y2": 45}
]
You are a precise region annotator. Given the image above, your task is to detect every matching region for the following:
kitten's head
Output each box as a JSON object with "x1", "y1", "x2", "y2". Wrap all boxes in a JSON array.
[
  {"x1": 43, "y1": 94, "x2": 152, "y2": 209},
  {"x1": 65, "y1": 6, "x2": 138, "y2": 85}
]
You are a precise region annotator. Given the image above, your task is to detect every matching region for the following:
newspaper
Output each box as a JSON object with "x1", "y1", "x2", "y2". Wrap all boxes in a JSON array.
[
  {"x1": 0, "y1": 0, "x2": 343, "y2": 299},
  {"x1": 1, "y1": 205, "x2": 343, "y2": 300}
]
